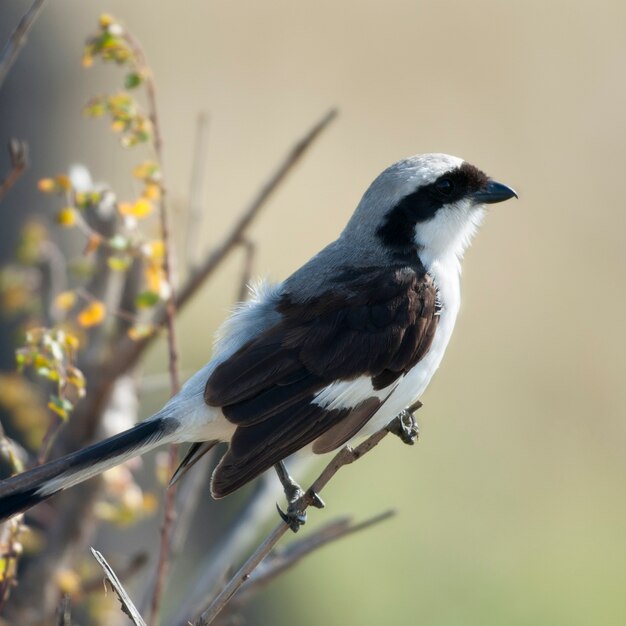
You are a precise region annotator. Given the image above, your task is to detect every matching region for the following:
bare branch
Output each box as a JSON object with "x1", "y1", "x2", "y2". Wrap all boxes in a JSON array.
[
  {"x1": 122, "y1": 31, "x2": 183, "y2": 624},
  {"x1": 55, "y1": 595, "x2": 71, "y2": 626},
  {"x1": 231, "y1": 509, "x2": 397, "y2": 606},
  {"x1": 0, "y1": 139, "x2": 29, "y2": 203},
  {"x1": 194, "y1": 425, "x2": 392, "y2": 626},
  {"x1": 0, "y1": 0, "x2": 48, "y2": 90},
  {"x1": 174, "y1": 108, "x2": 338, "y2": 315},
  {"x1": 67, "y1": 108, "x2": 338, "y2": 451},
  {"x1": 90, "y1": 547, "x2": 147, "y2": 626}
]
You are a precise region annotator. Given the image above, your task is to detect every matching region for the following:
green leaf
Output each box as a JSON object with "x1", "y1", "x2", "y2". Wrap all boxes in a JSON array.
[
  {"x1": 124, "y1": 72, "x2": 142, "y2": 89},
  {"x1": 135, "y1": 290, "x2": 160, "y2": 308}
]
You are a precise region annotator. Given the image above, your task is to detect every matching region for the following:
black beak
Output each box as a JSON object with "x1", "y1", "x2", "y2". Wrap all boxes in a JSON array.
[{"x1": 472, "y1": 180, "x2": 518, "y2": 204}]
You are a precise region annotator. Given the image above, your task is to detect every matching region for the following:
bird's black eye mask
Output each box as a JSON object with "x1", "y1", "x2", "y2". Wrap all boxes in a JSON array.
[{"x1": 376, "y1": 162, "x2": 489, "y2": 250}]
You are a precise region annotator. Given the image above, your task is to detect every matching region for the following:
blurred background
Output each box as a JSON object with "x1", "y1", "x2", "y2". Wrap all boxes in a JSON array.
[{"x1": 0, "y1": 0, "x2": 625, "y2": 624}]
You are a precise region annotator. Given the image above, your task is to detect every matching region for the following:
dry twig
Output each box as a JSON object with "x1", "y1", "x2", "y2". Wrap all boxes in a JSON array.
[
  {"x1": 0, "y1": 139, "x2": 29, "y2": 203},
  {"x1": 90, "y1": 548, "x2": 147, "y2": 626},
  {"x1": 231, "y1": 509, "x2": 396, "y2": 607},
  {"x1": 0, "y1": 0, "x2": 48, "y2": 90},
  {"x1": 195, "y1": 425, "x2": 392, "y2": 626},
  {"x1": 120, "y1": 31, "x2": 183, "y2": 624}
]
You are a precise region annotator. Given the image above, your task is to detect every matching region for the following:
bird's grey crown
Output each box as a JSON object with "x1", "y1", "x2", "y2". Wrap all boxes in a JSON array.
[{"x1": 282, "y1": 153, "x2": 465, "y2": 300}]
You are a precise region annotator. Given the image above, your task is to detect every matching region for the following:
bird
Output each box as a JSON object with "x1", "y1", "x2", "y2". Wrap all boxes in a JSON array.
[{"x1": 0, "y1": 153, "x2": 517, "y2": 530}]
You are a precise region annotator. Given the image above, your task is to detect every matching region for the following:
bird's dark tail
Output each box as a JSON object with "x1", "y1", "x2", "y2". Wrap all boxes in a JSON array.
[{"x1": 0, "y1": 416, "x2": 177, "y2": 522}]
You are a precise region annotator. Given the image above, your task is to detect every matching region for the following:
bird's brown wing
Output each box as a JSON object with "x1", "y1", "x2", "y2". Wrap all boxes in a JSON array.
[{"x1": 205, "y1": 264, "x2": 439, "y2": 497}]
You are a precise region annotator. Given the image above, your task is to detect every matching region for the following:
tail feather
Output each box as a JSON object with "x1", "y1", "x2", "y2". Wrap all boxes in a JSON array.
[{"x1": 0, "y1": 417, "x2": 177, "y2": 522}]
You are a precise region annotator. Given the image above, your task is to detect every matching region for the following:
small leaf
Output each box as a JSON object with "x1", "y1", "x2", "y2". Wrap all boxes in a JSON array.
[
  {"x1": 135, "y1": 290, "x2": 160, "y2": 309},
  {"x1": 37, "y1": 178, "x2": 56, "y2": 193},
  {"x1": 127, "y1": 324, "x2": 155, "y2": 341},
  {"x1": 48, "y1": 395, "x2": 73, "y2": 421},
  {"x1": 98, "y1": 13, "x2": 114, "y2": 28},
  {"x1": 132, "y1": 160, "x2": 160, "y2": 181},
  {"x1": 142, "y1": 182, "x2": 161, "y2": 201},
  {"x1": 118, "y1": 197, "x2": 152, "y2": 219},
  {"x1": 124, "y1": 72, "x2": 142, "y2": 89},
  {"x1": 55, "y1": 175, "x2": 72, "y2": 192},
  {"x1": 54, "y1": 291, "x2": 77, "y2": 312},
  {"x1": 57, "y1": 208, "x2": 77, "y2": 227},
  {"x1": 77, "y1": 301, "x2": 106, "y2": 327},
  {"x1": 64, "y1": 333, "x2": 80, "y2": 351},
  {"x1": 107, "y1": 256, "x2": 131, "y2": 271},
  {"x1": 142, "y1": 239, "x2": 165, "y2": 260}
]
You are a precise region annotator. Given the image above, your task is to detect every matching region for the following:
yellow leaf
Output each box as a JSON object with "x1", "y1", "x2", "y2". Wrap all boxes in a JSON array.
[
  {"x1": 48, "y1": 400, "x2": 68, "y2": 420},
  {"x1": 81, "y1": 53, "x2": 94, "y2": 68},
  {"x1": 64, "y1": 333, "x2": 80, "y2": 351},
  {"x1": 128, "y1": 324, "x2": 155, "y2": 341},
  {"x1": 118, "y1": 197, "x2": 153, "y2": 219},
  {"x1": 56, "y1": 207, "x2": 76, "y2": 227},
  {"x1": 132, "y1": 160, "x2": 160, "y2": 181},
  {"x1": 37, "y1": 178, "x2": 55, "y2": 193},
  {"x1": 111, "y1": 119, "x2": 125, "y2": 133},
  {"x1": 55, "y1": 568, "x2": 81, "y2": 595},
  {"x1": 54, "y1": 291, "x2": 76, "y2": 312},
  {"x1": 145, "y1": 263, "x2": 164, "y2": 292},
  {"x1": 143, "y1": 239, "x2": 165, "y2": 260},
  {"x1": 143, "y1": 182, "x2": 161, "y2": 201},
  {"x1": 55, "y1": 175, "x2": 72, "y2": 192},
  {"x1": 77, "y1": 301, "x2": 106, "y2": 328},
  {"x1": 99, "y1": 13, "x2": 114, "y2": 28}
]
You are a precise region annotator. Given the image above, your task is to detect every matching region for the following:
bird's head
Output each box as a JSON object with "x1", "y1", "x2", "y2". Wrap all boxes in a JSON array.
[{"x1": 346, "y1": 153, "x2": 517, "y2": 266}]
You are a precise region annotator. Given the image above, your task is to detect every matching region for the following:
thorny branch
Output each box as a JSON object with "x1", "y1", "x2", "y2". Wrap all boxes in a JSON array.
[{"x1": 0, "y1": 0, "x2": 48, "y2": 90}]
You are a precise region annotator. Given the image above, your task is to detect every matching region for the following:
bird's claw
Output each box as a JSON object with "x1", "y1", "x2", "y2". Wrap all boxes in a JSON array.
[
  {"x1": 276, "y1": 489, "x2": 325, "y2": 532},
  {"x1": 276, "y1": 501, "x2": 307, "y2": 532},
  {"x1": 387, "y1": 406, "x2": 420, "y2": 445}
]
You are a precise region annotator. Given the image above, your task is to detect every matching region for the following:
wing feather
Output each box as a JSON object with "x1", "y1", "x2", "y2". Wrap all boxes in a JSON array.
[{"x1": 206, "y1": 263, "x2": 439, "y2": 495}]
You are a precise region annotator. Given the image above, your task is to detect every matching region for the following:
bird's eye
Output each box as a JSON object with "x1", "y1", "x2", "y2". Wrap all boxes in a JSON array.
[{"x1": 436, "y1": 178, "x2": 454, "y2": 194}]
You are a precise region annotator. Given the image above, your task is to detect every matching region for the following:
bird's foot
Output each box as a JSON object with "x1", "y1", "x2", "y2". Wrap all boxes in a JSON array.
[
  {"x1": 274, "y1": 461, "x2": 325, "y2": 532},
  {"x1": 387, "y1": 401, "x2": 422, "y2": 445}
]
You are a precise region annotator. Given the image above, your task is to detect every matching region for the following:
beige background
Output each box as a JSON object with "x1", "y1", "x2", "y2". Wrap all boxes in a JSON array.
[{"x1": 1, "y1": 1, "x2": 625, "y2": 624}]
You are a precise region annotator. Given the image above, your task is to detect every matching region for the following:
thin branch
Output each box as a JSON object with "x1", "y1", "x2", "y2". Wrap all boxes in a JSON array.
[
  {"x1": 122, "y1": 31, "x2": 183, "y2": 625},
  {"x1": 186, "y1": 112, "x2": 211, "y2": 271},
  {"x1": 90, "y1": 548, "x2": 147, "y2": 626},
  {"x1": 67, "y1": 108, "x2": 338, "y2": 449},
  {"x1": 0, "y1": 0, "x2": 48, "y2": 90},
  {"x1": 195, "y1": 426, "x2": 391, "y2": 626},
  {"x1": 0, "y1": 139, "x2": 29, "y2": 203},
  {"x1": 174, "y1": 108, "x2": 338, "y2": 315},
  {"x1": 168, "y1": 456, "x2": 313, "y2": 626},
  {"x1": 55, "y1": 595, "x2": 71, "y2": 626},
  {"x1": 231, "y1": 509, "x2": 396, "y2": 606}
]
